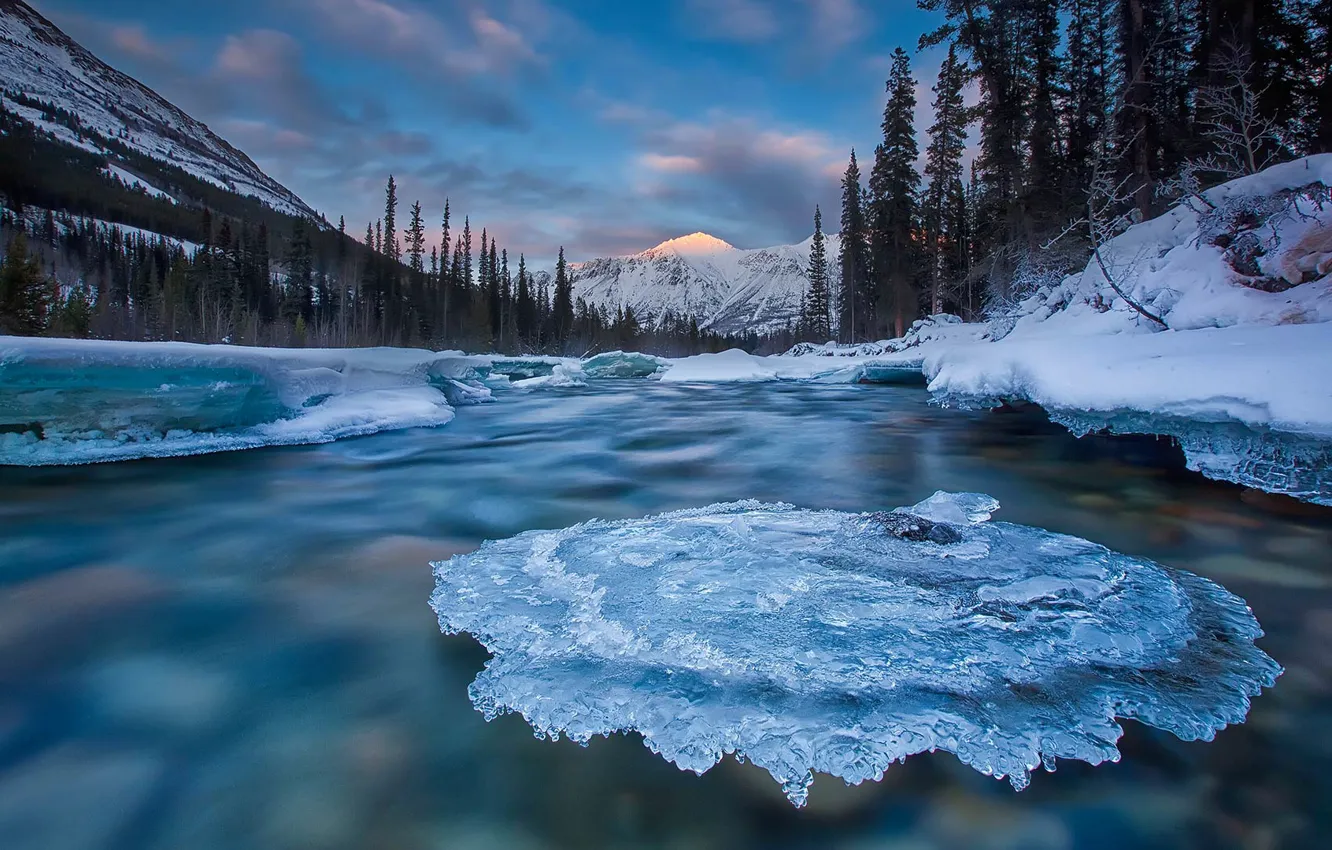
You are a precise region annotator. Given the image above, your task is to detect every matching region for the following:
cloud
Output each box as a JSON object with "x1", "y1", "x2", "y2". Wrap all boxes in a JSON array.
[
  {"x1": 623, "y1": 110, "x2": 846, "y2": 246},
  {"x1": 107, "y1": 24, "x2": 176, "y2": 64},
  {"x1": 686, "y1": 0, "x2": 781, "y2": 43},
  {"x1": 804, "y1": 0, "x2": 866, "y2": 52},
  {"x1": 291, "y1": 0, "x2": 557, "y2": 127},
  {"x1": 640, "y1": 153, "x2": 706, "y2": 174}
]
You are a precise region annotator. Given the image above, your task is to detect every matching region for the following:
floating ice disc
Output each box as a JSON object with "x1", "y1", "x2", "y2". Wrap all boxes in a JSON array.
[{"x1": 429, "y1": 492, "x2": 1281, "y2": 805}]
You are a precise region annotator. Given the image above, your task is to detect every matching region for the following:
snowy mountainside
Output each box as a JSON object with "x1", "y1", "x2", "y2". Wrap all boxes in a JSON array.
[
  {"x1": 566, "y1": 231, "x2": 841, "y2": 335},
  {"x1": 0, "y1": 0, "x2": 318, "y2": 220}
]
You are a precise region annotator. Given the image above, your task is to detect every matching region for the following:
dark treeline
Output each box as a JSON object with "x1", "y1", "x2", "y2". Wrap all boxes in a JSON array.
[
  {"x1": 0, "y1": 186, "x2": 743, "y2": 355},
  {"x1": 0, "y1": 91, "x2": 742, "y2": 355},
  {"x1": 799, "y1": 0, "x2": 1330, "y2": 344}
]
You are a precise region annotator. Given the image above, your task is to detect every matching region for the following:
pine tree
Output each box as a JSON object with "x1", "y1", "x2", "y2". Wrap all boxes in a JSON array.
[
  {"x1": 868, "y1": 47, "x2": 921, "y2": 338},
  {"x1": 1025, "y1": 0, "x2": 1064, "y2": 228},
  {"x1": 462, "y1": 217, "x2": 473, "y2": 289},
  {"x1": 837, "y1": 150, "x2": 870, "y2": 343},
  {"x1": 553, "y1": 246, "x2": 573, "y2": 346},
  {"x1": 489, "y1": 241, "x2": 502, "y2": 344},
  {"x1": 0, "y1": 232, "x2": 50, "y2": 335},
  {"x1": 438, "y1": 199, "x2": 451, "y2": 334},
  {"x1": 804, "y1": 205, "x2": 831, "y2": 341},
  {"x1": 515, "y1": 254, "x2": 533, "y2": 345},
  {"x1": 383, "y1": 175, "x2": 400, "y2": 262},
  {"x1": 1064, "y1": 0, "x2": 1114, "y2": 199},
  {"x1": 922, "y1": 44, "x2": 970, "y2": 316},
  {"x1": 406, "y1": 201, "x2": 425, "y2": 274}
]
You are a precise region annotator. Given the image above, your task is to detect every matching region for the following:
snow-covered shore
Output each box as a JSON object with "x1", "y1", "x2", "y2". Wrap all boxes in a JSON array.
[{"x1": 4, "y1": 158, "x2": 1329, "y2": 501}]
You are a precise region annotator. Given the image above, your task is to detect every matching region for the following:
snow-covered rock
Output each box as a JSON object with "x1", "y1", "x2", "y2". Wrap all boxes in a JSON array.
[
  {"x1": 0, "y1": 0, "x2": 318, "y2": 220},
  {"x1": 565, "y1": 232, "x2": 842, "y2": 336}
]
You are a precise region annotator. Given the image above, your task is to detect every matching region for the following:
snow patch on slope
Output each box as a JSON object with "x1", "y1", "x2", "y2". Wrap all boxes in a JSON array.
[{"x1": 0, "y1": 0, "x2": 317, "y2": 220}]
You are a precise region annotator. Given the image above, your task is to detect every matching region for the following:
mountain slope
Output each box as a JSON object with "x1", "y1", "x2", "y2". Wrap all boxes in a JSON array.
[
  {"x1": 0, "y1": 0, "x2": 317, "y2": 220},
  {"x1": 567, "y1": 232, "x2": 841, "y2": 336}
]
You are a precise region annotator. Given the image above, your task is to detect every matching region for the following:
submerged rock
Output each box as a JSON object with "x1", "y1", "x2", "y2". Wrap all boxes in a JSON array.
[{"x1": 430, "y1": 492, "x2": 1280, "y2": 805}]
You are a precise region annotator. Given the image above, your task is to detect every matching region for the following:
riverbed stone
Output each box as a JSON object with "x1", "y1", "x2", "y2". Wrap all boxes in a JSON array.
[
  {"x1": 85, "y1": 653, "x2": 238, "y2": 739},
  {"x1": 1187, "y1": 554, "x2": 1331, "y2": 590},
  {"x1": 0, "y1": 566, "x2": 169, "y2": 682},
  {"x1": 0, "y1": 745, "x2": 165, "y2": 850}
]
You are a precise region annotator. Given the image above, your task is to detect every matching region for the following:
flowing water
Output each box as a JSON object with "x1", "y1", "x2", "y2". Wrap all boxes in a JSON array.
[{"x1": 1, "y1": 382, "x2": 1329, "y2": 850}]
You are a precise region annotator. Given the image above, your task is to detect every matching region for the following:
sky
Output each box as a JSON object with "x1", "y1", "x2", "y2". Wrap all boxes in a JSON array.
[{"x1": 34, "y1": 0, "x2": 958, "y2": 265}]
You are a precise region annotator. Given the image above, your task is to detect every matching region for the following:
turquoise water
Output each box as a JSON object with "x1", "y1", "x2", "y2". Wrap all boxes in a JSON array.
[{"x1": 1, "y1": 382, "x2": 1328, "y2": 849}]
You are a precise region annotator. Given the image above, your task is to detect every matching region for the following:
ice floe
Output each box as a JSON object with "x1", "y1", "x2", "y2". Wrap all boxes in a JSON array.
[{"x1": 430, "y1": 492, "x2": 1281, "y2": 805}]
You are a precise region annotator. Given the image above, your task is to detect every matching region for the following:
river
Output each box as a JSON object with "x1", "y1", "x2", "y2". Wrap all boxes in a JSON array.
[{"x1": 1, "y1": 381, "x2": 1328, "y2": 849}]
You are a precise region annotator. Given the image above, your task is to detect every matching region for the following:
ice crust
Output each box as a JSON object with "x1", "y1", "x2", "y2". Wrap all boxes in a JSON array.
[
  {"x1": 1051, "y1": 410, "x2": 1332, "y2": 506},
  {"x1": 430, "y1": 492, "x2": 1281, "y2": 805},
  {"x1": 0, "y1": 338, "x2": 461, "y2": 465}
]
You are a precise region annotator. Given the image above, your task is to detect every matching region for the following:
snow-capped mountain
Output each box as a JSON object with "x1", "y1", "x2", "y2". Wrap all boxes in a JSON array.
[
  {"x1": 0, "y1": 0, "x2": 317, "y2": 220},
  {"x1": 567, "y1": 232, "x2": 841, "y2": 336}
]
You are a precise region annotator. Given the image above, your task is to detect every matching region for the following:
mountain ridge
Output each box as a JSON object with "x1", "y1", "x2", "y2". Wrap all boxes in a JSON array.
[
  {"x1": 0, "y1": 0, "x2": 318, "y2": 221},
  {"x1": 561, "y1": 231, "x2": 841, "y2": 336}
]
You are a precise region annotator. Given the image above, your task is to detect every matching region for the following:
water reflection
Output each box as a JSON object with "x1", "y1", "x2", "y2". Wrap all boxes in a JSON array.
[{"x1": 0, "y1": 382, "x2": 1329, "y2": 849}]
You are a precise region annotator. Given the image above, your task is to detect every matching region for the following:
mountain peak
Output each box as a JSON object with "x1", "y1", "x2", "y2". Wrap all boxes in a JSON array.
[{"x1": 645, "y1": 232, "x2": 735, "y2": 257}]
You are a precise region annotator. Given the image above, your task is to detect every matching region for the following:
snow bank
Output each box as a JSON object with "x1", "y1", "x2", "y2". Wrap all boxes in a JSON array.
[
  {"x1": 0, "y1": 338, "x2": 470, "y2": 465},
  {"x1": 0, "y1": 341, "x2": 676, "y2": 465},
  {"x1": 431, "y1": 492, "x2": 1279, "y2": 805}
]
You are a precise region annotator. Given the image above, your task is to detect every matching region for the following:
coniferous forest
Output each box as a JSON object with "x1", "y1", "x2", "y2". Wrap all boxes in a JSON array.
[
  {"x1": 800, "y1": 0, "x2": 1330, "y2": 344},
  {"x1": 4, "y1": 0, "x2": 1330, "y2": 355}
]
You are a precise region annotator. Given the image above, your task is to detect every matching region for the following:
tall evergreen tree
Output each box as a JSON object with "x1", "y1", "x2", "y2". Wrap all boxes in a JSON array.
[
  {"x1": 553, "y1": 246, "x2": 574, "y2": 346},
  {"x1": 383, "y1": 175, "x2": 400, "y2": 262},
  {"x1": 516, "y1": 254, "x2": 535, "y2": 346},
  {"x1": 869, "y1": 47, "x2": 921, "y2": 338},
  {"x1": 922, "y1": 44, "x2": 970, "y2": 316},
  {"x1": 462, "y1": 217, "x2": 473, "y2": 289},
  {"x1": 406, "y1": 201, "x2": 425, "y2": 274},
  {"x1": 837, "y1": 149, "x2": 870, "y2": 342},
  {"x1": 0, "y1": 232, "x2": 49, "y2": 335},
  {"x1": 804, "y1": 205, "x2": 832, "y2": 341}
]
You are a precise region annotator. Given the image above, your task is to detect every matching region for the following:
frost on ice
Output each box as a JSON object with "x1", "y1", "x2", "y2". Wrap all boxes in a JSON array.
[{"x1": 430, "y1": 492, "x2": 1281, "y2": 805}]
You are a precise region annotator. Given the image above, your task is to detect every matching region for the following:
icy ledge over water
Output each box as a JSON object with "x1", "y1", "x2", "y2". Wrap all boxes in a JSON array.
[
  {"x1": 430, "y1": 492, "x2": 1281, "y2": 805},
  {"x1": 0, "y1": 338, "x2": 671, "y2": 465},
  {"x1": 0, "y1": 338, "x2": 478, "y2": 465}
]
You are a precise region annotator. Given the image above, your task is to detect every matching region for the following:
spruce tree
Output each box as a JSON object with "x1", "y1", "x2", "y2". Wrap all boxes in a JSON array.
[
  {"x1": 837, "y1": 149, "x2": 870, "y2": 343},
  {"x1": 922, "y1": 44, "x2": 969, "y2": 316},
  {"x1": 553, "y1": 246, "x2": 573, "y2": 346},
  {"x1": 406, "y1": 201, "x2": 425, "y2": 274},
  {"x1": 804, "y1": 205, "x2": 831, "y2": 341},
  {"x1": 516, "y1": 254, "x2": 534, "y2": 346},
  {"x1": 489, "y1": 241, "x2": 502, "y2": 344},
  {"x1": 868, "y1": 47, "x2": 921, "y2": 338},
  {"x1": 0, "y1": 232, "x2": 50, "y2": 335},
  {"x1": 462, "y1": 218, "x2": 473, "y2": 289},
  {"x1": 383, "y1": 175, "x2": 400, "y2": 262}
]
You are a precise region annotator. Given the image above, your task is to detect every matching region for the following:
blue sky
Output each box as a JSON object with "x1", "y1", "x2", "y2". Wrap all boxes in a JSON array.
[{"x1": 36, "y1": 0, "x2": 952, "y2": 265}]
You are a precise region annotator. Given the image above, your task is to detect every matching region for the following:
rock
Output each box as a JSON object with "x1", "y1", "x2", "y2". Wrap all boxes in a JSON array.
[
  {"x1": 872, "y1": 512, "x2": 963, "y2": 544},
  {"x1": 1240, "y1": 488, "x2": 1332, "y2": 519},
  {"x1": 0, "y1": 566, "x2": 168, "y2": 682},
  {"x1": 0, "y1": 745, "x2": 165, "y2": 850},
  {"x1": 1159, "y1": 502, "x2": 1265, "y2": 529},
  {"x1": 1072, "y1": 492, "x2": 1120, "y2": 512},
  {"x1": 1263, "y1": 534, "x2": 1327, "y2": 561},
  {"x1": 914, "y1": 790, "x2": 1072, "y2": 850}
]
